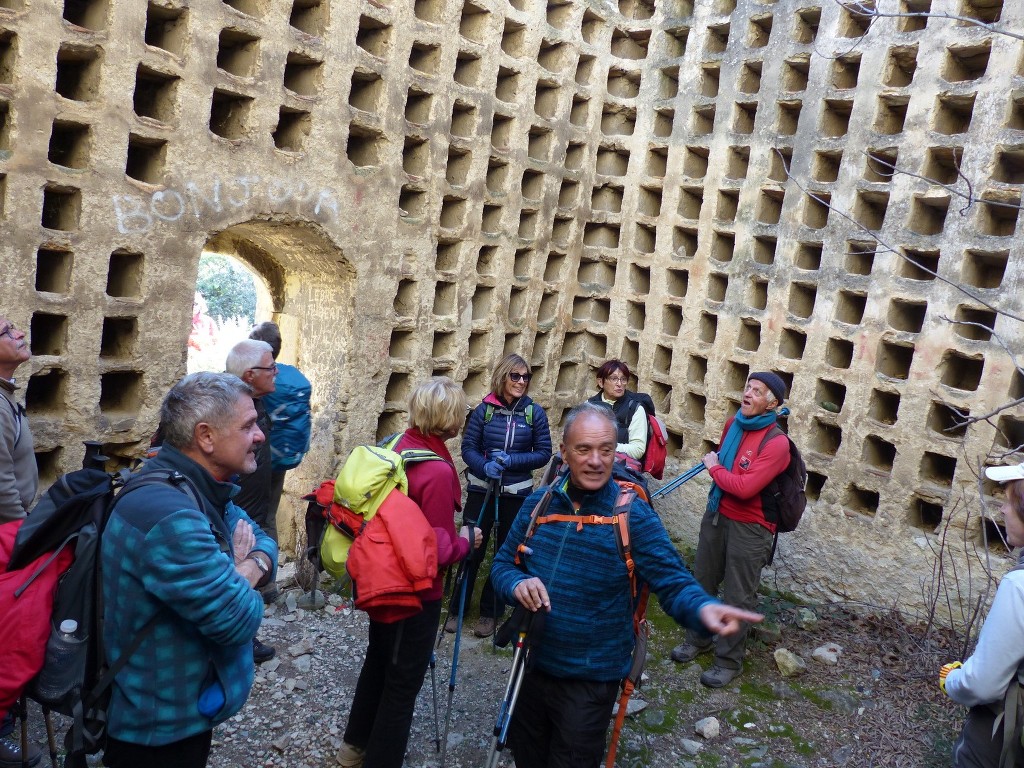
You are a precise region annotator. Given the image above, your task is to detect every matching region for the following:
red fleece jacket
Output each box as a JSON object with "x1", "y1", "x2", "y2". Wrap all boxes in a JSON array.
[
  {"x1": 393, "y1": 429, "x2": 470, "y2": 600},
  {"x1": 707, "y1": 418, "x2": 790, "y2": 532}
]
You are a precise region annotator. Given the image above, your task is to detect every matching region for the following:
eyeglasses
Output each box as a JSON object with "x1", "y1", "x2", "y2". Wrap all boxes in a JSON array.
[
  {"x1": 0, "y1": 324, "x2": 17, "y2": 340},
  {"x1": 251, "y1": 363, "x2": 278, "y2": 373},
  {"x1": 605, "y1": 376, "x2": 627, "y2": 385},
  {"x1": 508, "y1": 372, "x2": 532, "y2": 383}
]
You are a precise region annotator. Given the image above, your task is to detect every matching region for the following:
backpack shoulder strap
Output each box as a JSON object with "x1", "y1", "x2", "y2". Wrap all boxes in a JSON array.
[
  {"x1": 757, "y1": 424, "x2": 787, "y2": 454},
  {"x1": 513, "y1": 472, "x2": 566, "y2": 566},
  {"x1": 485, "y1": 402, "x2": 533, "y2": 425},
  {"x1": 399, "y1": 448, "x2": 442, "y2": 465},
  {"x1": 612, "y1": 486, "x2": 639, "y2": 598},
  {"x1": 605, "y1": 484, "x2": 649, "y2": 768},
  {"x1": 116, "y1": 469, "x2": 203, "y2": 517}
]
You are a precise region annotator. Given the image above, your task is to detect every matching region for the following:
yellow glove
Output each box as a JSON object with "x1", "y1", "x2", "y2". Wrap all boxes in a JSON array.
[{"x1": 939, "y1": 661, "x2": 962, "y2": 693}]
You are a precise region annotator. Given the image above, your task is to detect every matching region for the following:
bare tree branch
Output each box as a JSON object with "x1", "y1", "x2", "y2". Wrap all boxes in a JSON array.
[
  {"x1": 774, "y1": 148, "x2": 1024, "y2": 324},
  {"x1": 841, "y1": 0, "x2": 1024, "y2": 42}
]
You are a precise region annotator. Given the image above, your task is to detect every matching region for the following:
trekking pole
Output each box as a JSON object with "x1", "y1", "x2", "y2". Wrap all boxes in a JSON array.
[
  {"x1": 650, "y1": 462, "x2": 706, "y2": 499},
  {"x1": 438, "y1": 568, "x2": 468, "y2": 768},
  {"x1": 436, "y1": 479, "x2": 491, "y2": 648},
  {"x1": 488, "y1": 477, "x2": 501, "y2": 652},
  {"x1": 485, "y1": 610, "x2": 538, "y2": 768},
  {"x1": 436, "y1": 481, "x2": 492, "y2": 764},
  {"x1": 429, "y1": 652, "x2": 441, "y2": 752},
  {"x1": 43, "y1": 709, "x2": 59, "y2": 768}
]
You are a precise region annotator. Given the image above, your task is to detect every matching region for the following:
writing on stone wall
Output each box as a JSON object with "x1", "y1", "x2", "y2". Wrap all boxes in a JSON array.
[{"x1": 112, "y1": 176, "x2": 341, "y2": 234}]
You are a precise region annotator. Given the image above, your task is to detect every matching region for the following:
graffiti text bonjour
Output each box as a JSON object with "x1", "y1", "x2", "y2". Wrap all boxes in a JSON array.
[{"x1": 112, "y1": 176, "x2": 341, "y2": 234}]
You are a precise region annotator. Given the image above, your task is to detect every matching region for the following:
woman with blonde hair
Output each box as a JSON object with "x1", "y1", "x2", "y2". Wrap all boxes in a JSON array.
[
  {"x1": 337, "y1": 377, "x2": 481, "y2": 768},
  {"x1": 940, "y1": 462, "x2": 1024, "y2": 767},
  {"x1": 454, "y1": 354, "x2": 551, "y2": 637}
]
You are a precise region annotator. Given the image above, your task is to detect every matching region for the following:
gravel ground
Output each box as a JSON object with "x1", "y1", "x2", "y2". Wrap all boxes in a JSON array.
[{"x1": 22, "y1": 565, "x2": 964, "y2": 768}]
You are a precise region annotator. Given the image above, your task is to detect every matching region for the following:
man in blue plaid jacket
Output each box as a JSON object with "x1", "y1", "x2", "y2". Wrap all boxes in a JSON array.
[{"x1": 101, "y1": 372, "x2": 277, "y2": 768}]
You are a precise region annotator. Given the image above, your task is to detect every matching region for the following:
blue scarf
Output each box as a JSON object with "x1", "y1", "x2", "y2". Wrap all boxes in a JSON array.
[{"x1": 706, "y1": 409, "x2": 786, "y2": 514}]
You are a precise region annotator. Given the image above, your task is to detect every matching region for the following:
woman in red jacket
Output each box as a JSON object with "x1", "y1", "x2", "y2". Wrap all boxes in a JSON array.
[{"x1": 338, "y1": 377, "x2": 481, "y2": 768}]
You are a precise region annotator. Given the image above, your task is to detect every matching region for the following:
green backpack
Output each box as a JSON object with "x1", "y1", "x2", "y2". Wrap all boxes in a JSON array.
[{"x1": 319, "y1": 436, "x2": 441, "y2": 580}]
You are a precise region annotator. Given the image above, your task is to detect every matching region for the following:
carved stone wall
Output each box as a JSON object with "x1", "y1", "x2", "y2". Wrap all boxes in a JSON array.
[{"x1": 1, "y1": 0, "x2": 1021, "y2": 610}]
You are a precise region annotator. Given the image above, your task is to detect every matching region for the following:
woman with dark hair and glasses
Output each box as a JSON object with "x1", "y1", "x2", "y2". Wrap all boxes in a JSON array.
[
  {"x1": 588, "y1": 359, "x2": 647, "y2": 473},
  {"x1": 453, "y1": 353, "x2": 552, "y2": 637}
]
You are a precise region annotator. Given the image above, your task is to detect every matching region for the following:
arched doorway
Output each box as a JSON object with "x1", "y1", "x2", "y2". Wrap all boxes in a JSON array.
[{"x1": 200, "y1": 218, "x2": 355, "y2": 555}]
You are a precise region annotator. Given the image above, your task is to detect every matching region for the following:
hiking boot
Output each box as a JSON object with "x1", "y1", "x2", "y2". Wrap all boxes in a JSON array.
[
  {"x1": 700, "y1": 664, "x2": 740, "y2": 688},
  {"x1": 443, "y1": 615, "x2": 460, "y2": 634},
  {"x1": 0, "y1": 738, "x2": 41, "y2": 768},
  {"x1": 253, "y1": 637, "x2": 276, "y2": 664},
  {"x1": 472, "y1": 617, "x2": 496, "y2": 638},
  {"x1": 670, "y1": 642, "x2": 711, "y2": 664},
  {"x1": 336, "y1": 742, "x2": 365, "y2": 768}
]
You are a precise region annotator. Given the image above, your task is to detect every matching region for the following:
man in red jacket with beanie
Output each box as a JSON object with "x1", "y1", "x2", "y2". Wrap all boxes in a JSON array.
[{"x1": 670, "y1": 372, "x2": 791, "y2": 688}]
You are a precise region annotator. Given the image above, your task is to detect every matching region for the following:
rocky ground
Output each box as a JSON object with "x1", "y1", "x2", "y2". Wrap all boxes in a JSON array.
[
  {"x1": 216, "y1": 561, "x2": 963, "y2": 768},
  {"x1": 24, "y1": 560, "x2": 964, "y2": 768}
]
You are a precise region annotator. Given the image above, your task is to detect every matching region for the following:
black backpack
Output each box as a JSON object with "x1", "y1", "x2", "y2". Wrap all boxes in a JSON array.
[
  {"x1": 7, "y1": 443, "x2": 200, "y2": 768},
  {"x1": 757, "y1": 426, "x2": 808, "y2": 563}
]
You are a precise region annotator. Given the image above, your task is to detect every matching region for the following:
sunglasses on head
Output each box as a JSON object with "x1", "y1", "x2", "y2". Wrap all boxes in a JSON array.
[{"x1": 508, "y1": 372, "x2": 532, "y2": 383}]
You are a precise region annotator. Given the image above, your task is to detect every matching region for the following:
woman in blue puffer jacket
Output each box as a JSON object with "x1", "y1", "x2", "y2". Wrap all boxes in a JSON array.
[{"x1": 451, "y1": 353, "x2": 552, "y2": 638}]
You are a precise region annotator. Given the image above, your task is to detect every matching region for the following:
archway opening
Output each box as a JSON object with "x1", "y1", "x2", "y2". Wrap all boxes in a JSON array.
[
  {"x1": 197, "y1": 218, "x2": 355, "y2": 556},
  {"x1": 188, "y1": 251, "x2": 273, "y2": 373}
]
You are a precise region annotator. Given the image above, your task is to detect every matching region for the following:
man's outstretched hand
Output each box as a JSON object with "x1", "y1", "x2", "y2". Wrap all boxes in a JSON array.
[{"x1": 699, "y1": 603, "x2": 763, "y2": 636}]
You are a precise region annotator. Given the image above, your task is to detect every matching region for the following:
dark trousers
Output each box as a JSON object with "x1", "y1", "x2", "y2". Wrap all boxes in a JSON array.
[
  {"x1": 685, "y1": 510, "x2": 773, "y2": 669},
  {"x1": 463, "y1": 491, "x2": 524, "y2": 619},
  {"x1": 953, "y1": 705, "x2": 1024, "y2": 767},
  {"x1": 343, "y1": 599, "x2": 441, "y2": 768},
  {"x1": 509, "y1": 670, "x2": 619, "y2": 768},
  {"x1": 265, "y1": 469, "x2": 286, "y2": 544},
  {"x1": 104, "y1": 730, "x2": 212, "y2": 768}
]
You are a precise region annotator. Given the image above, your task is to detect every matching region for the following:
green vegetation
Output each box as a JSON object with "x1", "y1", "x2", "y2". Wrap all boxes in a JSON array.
[{"x1": 196, "y1": 254, "x2": 257, "y2": 323}]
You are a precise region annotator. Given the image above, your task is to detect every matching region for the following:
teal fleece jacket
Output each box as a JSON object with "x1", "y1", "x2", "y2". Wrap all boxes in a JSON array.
[{"x1": 102, "y1": 445, "x2": 277, "y2": 745}]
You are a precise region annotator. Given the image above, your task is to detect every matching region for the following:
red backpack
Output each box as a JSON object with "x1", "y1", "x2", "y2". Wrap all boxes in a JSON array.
[{"x1": 630, "y1": 393, "x2": 668, "y2": 480}]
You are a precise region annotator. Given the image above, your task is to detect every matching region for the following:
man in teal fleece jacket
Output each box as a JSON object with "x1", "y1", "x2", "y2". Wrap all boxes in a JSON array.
[
  {"x1": 101, "y1": 372, "x2": 277, "y2": 768},
  {"x1": 491, "y1": 402, "x2": 761, "y2": 768}
]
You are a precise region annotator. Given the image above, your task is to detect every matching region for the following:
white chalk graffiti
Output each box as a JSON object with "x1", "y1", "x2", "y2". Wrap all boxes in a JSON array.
[{"x1": 112, "y1": 176, "x2": 341, "y2": 234}]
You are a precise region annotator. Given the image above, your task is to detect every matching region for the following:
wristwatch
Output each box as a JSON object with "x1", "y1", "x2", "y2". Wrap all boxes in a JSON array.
[{"x1": 246, "y1": 552, "x2": 270, "y2": 576}]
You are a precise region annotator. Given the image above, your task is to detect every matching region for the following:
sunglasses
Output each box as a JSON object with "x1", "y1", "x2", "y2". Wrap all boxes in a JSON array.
[{"x1": 508, "y1": 372, "x2": 532, "y2": 383}]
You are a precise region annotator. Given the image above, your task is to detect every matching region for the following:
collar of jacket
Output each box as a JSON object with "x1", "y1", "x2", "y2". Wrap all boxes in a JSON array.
[
  {"x1": 0, "y1": 377, "x2": 15, "y2": 396},
  {"x1": 145, "y1": 443, "x2": 240, "y2": 515},
  {"x1": 398, "y1": 428, "x2": 456, "y2": 465},
  {"x1": 554, "y1": 474, "x2": 619, "y2": 512},
  {"x1": 482, "y1": 392, "x2": 532, "y2": 411}
]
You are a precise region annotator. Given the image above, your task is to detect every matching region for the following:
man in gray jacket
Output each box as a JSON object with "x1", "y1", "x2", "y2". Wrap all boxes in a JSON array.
[
  {"x1": 0, "y1": 315, "x2": 41, "y2": 767},
  {"x1": 0, "y1": 316, "x2": 35, "y2": 523}
]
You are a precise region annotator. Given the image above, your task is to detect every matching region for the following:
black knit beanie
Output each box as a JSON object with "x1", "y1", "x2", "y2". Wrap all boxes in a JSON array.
[{"x1": 749, "y1": 371, "x2": 786, "y2": 405}]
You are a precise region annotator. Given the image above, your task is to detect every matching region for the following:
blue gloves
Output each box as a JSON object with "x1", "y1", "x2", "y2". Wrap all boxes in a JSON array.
[
  {"x1": 491, "y1": 450, "x2": 510, "y2": 467},
  {"x1": 484, "y1": 460, "x2": 504, "y2": 479}
]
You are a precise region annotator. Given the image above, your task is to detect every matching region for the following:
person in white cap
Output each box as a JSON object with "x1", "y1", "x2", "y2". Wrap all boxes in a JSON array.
[{"x1": 939, "y1": 461, "x2": 1024, "y2": 767}]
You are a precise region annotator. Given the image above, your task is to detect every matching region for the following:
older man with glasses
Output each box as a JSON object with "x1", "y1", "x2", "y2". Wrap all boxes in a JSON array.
[
  {"x1": 0, "y1": 317, "x2": 42, "y2": 767},
  {"x1": 225, "y1": 338, "x2": 278, "y2": 663}
]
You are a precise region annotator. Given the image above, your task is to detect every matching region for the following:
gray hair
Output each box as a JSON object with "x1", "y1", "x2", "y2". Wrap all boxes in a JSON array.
[
  {"x1": 160, "y1": 372, "x2": 251, "y2": 449},
  {"x1": 249, "y1": 321, "x2": 282, "y2": 359},
  {"x1": 561, "y1": 401, "x2": 616, "y2": 443},
  {"x1": 225, "y1": 339, "x2": 272, "y2": 377}
]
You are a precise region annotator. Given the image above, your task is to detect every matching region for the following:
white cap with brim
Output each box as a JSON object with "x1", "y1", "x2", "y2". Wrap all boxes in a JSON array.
[{"x1": 985, "y1": 463, "x2": 1024, "y2": 484}]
